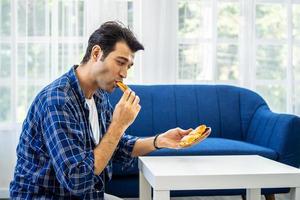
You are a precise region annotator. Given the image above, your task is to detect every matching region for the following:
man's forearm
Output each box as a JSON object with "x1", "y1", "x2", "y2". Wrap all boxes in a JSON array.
[
  {"x1": 93, "y1": 121, "x2": 125, "y2": 175},
  {"x1": 131, "y1": 136, "x2": 157, "y2": 157}
]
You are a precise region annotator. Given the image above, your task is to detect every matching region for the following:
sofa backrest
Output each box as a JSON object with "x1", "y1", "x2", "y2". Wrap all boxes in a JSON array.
[{"x1": 108, "y1": 85, "x2": 267, "y2": 141}]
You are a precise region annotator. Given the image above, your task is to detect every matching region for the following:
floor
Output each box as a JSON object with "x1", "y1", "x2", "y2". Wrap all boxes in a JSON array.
[
  {"x1": 0, "y1": 193, "x2": 289, "y2": 200},
  {"x1": 124, "y1": 193, "x2": 289, "y2": 200}
]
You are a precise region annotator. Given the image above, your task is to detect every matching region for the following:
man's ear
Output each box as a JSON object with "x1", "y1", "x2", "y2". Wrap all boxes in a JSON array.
[{"x1": 91, "y1": 45, "x2": 103, "y2": 62}]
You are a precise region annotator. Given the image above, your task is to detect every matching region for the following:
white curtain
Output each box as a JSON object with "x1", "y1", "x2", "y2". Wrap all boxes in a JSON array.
[
  {"x1": 133, "y1": 0, "x2": 178, "y2": 84},
  {"x1": 85, "y1": 0, "x2": 129, "y2": 35},
  {"x1": 87, "y1": 0, "x2": 179, "y2": 84}
]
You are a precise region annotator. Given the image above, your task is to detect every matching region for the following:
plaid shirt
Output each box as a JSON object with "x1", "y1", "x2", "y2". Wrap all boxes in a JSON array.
[{"x1": 10, "y1": 65, "x2": 139, "y2": 199}]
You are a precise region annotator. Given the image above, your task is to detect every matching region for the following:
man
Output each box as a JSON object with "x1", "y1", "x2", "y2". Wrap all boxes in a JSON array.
[{"x1": 10, "y1": 21, "x2": 193, "y2": 199}]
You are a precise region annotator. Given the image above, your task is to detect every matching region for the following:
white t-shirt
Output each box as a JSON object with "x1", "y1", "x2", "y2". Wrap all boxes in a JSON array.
[{"x1": 85, "y1": 97, "x2": 100, "y2": 144}]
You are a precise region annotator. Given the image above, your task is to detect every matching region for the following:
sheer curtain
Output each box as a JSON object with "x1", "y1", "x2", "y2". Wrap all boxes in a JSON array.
[{"x1": 131, "y1": 0, "x2": 178, "y2": 84}]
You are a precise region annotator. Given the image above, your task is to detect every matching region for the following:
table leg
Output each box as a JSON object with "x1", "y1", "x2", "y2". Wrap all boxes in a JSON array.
[
  {"x1": 291, "y1": 187, "x2": 300, "y2": 200},
  {"x1": 246, "y1": 188, "x2": 261, "y2": 200},
  {"x1": 153, "y1": 190, "x2": 170, "y2": 200},
  {"x1": 139, "y1": 171, "x2": 151, "y2": 200}
]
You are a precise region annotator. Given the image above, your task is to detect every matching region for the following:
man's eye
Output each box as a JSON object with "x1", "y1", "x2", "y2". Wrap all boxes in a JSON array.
[{"x1": 117, "y1": 61, "x2": 125, "y2": 66}]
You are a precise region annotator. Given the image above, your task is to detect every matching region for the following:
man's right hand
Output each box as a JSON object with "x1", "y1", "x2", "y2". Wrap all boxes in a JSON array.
[
  {"x1": 112, "y1": 89, "x2": 141, "y2": 130},
  {"x1": 94, "y1": 89, "x2": 141, "y2": 175}
]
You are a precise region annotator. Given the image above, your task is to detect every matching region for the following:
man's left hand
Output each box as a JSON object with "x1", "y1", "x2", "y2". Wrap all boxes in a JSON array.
[{"x1": 156, "y1": 128, "x2": 193, "y2": 149}]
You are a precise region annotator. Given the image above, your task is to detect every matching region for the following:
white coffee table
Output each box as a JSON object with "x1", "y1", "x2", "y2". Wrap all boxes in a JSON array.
[{"x1": 138, "y1": 155, "x2": 300, "y2": 200}]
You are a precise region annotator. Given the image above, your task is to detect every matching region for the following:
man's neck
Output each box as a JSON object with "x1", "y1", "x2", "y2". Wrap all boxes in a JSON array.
[{"x1": 76, "y1": 63, "x2": 97, "y2": 99}]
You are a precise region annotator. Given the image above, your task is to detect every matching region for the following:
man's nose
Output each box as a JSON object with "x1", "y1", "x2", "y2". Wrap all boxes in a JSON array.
[{"x1": 119, "y1": 68, "x2": 127, "y2": 79}]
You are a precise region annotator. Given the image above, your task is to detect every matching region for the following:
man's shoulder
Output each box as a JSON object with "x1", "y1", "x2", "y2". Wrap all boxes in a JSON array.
[{"x1": 38, "y1": 73, "x2": 73, "y2": 108}]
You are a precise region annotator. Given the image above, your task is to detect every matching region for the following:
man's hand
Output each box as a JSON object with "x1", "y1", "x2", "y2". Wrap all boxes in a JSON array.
[
  {"x1": 93, "y1": 89, "x2": 141, "y2": 175},
  {"x1": 156, "y1": 127, "x2": 193, "y2": 149},
  {"x1": 112, "y1": 89, "x2": 141, "y2": 130}
]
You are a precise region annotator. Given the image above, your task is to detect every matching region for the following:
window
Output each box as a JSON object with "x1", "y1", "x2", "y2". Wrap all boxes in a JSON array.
[
  {"x1": 0, "y1": 0, "x2": 12, "y2": 126},
  {"x1": 0, "y1": 0, "x2": 133, "y2": 131},
  {"x1": 255, "y1": 2, "x2": 289, "y2": 114},
  {"x1": 178, "y1": 0, "x2": 240, "y2": 82},
  {"x1": 14, "y1": 0, "x2": 85, "y2": 124},
  {"x1": 177, "y1": 0, "x2": 300, "y2": 114}
]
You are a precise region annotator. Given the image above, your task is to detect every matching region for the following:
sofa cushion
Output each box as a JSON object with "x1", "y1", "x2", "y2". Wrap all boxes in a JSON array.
[{"x1": 112, "y1": 137, "x2": 278, "y2": 177}]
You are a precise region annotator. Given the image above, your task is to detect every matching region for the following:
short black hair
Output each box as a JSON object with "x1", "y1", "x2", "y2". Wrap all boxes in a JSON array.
[{"x1": 81, "y1": 21, "x2": 144, "y2": 64}]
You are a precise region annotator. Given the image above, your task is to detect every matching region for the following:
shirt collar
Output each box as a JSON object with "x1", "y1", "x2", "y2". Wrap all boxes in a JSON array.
[{"x1": 66, "y1": 65, "x2": 107, "y2": 105}]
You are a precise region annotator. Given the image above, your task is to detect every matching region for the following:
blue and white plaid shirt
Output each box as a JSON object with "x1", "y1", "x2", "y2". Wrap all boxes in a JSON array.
[{"x1": 10, "y1": 65, "x2": 139, "y2": 199}]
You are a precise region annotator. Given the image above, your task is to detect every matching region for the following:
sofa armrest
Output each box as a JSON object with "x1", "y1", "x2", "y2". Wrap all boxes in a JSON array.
[{"x1": 246, "y1": 105, "x2": 300, "y2": 167}]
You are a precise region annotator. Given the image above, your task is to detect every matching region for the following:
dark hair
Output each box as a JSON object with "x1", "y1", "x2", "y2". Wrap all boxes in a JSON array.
[{"x1": 81, "y1": 21, "x2": 144, "y2": 64}]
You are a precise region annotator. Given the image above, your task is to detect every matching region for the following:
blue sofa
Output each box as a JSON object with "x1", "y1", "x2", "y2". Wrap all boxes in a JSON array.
[{"x1": 106, "y1": 85, "x2": 300, "y2": 198}]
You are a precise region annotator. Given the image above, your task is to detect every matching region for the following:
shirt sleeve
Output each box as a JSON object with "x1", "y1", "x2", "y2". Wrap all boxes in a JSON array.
[
  {"x1": 42, "y1": 103, "x2": 100, "y2": 196},
  {"x1": 106, "y1": 101, "x2": 139, "y2": 170}
]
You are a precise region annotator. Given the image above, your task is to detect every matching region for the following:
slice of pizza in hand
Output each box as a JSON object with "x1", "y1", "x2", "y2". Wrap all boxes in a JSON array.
[
  {"x1": 116, "y1": 81, "x2": 130, "y2": 92},
  {"x1": 179, "y1": 124, "x2": 211, "y2": 148}
]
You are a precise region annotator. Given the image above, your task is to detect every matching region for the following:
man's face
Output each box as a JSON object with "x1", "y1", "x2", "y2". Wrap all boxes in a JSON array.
[{"x1": 91, "y1": 41, "x2": 134, "y2": 93}]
